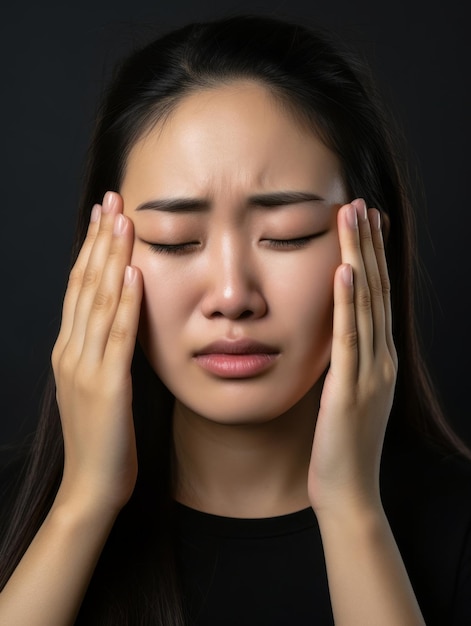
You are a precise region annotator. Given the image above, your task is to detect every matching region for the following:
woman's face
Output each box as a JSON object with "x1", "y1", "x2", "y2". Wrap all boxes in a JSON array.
[{"x1": 120, "y1": 81, "x2": 348, "y2": 424}]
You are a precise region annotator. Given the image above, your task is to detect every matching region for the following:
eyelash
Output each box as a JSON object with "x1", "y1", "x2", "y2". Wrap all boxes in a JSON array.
[
  {"x1": 147, "y1": 232, "x2": 327, "y2": 255},
  {"x1": 266, "y1": 233, "x2": 326, "y2": 249},
  {"x1": 148, "y1": 242, "x2": 199, "y2": 255}
]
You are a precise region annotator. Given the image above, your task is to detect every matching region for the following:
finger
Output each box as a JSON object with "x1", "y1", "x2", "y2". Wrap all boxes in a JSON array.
[
  {"x1": 81, "y1": 213, "x2": 135, "y2": 363},
  {"x1": 55, "y1": 203, "x2": 101, "y2": 352},
  {"x1": 66, "y1": 192, "x2": 123, "y2": 357},
  {"x1": 357, "y1": 204, "x2": 386, "y2": 356},
  {"x1": 329, "y1": 263, "x2": 358, "y2": 386},
  {"x1": 369, "y1": 210, "x2": 396, "y2": 364},
  {"x1": 337, "y1": 202, "x2": 373, "y2": 367},
  {"x1": 103, "y1": 265, "x2": 143, "y2": 377}
]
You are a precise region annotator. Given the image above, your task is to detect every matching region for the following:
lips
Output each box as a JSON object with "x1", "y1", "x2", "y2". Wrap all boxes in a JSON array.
[
  {"x1": 193, "y1": 339, "x2": 280, "y2": 378},
  {"x1": 195, "y1": 338, "x2": 279, "y2": 356}
]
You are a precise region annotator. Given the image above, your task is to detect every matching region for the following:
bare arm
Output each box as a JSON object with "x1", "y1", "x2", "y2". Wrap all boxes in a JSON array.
[
  {"x1": 0, "y1": 496, "x2": 118, "y2": 626},
  {"x1": 309, "y1": 199, "x2": 425, "y2": 624},
  {"x1": 318, "y1": 505, "x2": 423, "y2": 626},
  {"x1": 0, "y1": 192, "x2": 142, "y2": 625}
]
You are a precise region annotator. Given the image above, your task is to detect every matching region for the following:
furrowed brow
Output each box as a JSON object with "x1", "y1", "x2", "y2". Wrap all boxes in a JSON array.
[
  {"x1": 248, "y1": 191, "x2": 325, "y2": 207},
  {"x1": 134, "y1": 191, "x2": 325, "y2": 213},
  {"x1": 135, "y1": 198, "x2": 210, "y2": 213}
]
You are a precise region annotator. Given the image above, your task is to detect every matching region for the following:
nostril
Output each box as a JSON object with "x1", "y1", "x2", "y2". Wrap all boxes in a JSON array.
[
  {"x1": 201, "y1": 279, "x2": 268, "y2": 321},
  {"x1": 209, "y1": 308, "x2": 254, "y2": 320}
]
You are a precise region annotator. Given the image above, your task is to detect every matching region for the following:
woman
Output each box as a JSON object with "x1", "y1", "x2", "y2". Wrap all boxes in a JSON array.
[{"x1": 0, "y1": 14, "x2": 470, "y2": 625}]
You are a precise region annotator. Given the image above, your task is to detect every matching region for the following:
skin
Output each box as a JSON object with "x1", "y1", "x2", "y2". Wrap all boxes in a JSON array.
[
  {"x1": 0, "y1": 81, "x2": 425, "y2": 625},
  {"x1": 120, "y1": 82, "x2": 348, "y2": 515}
]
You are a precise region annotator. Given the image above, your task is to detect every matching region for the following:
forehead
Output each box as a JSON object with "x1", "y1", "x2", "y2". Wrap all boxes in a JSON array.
[{"x1": 121, "y1": 81, "x2": 345, "y2": 201}]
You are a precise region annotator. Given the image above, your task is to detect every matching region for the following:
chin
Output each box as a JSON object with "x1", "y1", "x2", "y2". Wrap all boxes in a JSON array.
[{"x1": 172, "y1": 376, "x2": 324, "y2": 427}]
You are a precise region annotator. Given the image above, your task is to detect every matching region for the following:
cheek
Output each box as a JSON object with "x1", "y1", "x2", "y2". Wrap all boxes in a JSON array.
[
  {"x1": 277, "y1": 235, "x2": 340, "y2": 321},
  {"x1": 131, "y1": 248, "x2": 183, "y2": 362},
  {"x1": 280, "y1": 237, "x2": 340, "y2": 368}
]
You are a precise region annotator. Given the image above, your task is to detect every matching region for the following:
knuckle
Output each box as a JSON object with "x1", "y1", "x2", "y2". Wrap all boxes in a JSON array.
[
  {"x1": 92, "y1": 290, "x2": 114, "y2": 312},
  {"x1": 357, "y1": 288, "x2": 371, "y2": 310},
  {"x1": 107, "y1": 239, "x2": 123, "y2": 258},
  {"x1": 109, "y1": 324, "x2": 130, "y2": 344},
  {"x1": 368, "y1": 276, "x2": 383, "y2": 299},
  {"x1": 391, "y1": 347, "x2": 398, "y2": 369},
  {"x1": 51, "y1": 342, "x2": 62, "y2": 371},
  {"x1": 67, "y1": 267, "x2": 84, "y2": 290},
  {"x1": 382, "y1": 357, "x2": 397, "y2": 385},
  {"x1": 337, "y1": 328, "x2": 358, "y2": 350},
  {"x1": 56, "y1": 349, "x2": 77, "y2": 380},
  {"x1": 82, "y1": 267, "x2": 99, "y2": 288},
  {"x1": 381, "y1": 274, "x2": 391, "y2": 296},
  {"x1": 367, "y1": 353, "x2": 396, "y2": 392}
]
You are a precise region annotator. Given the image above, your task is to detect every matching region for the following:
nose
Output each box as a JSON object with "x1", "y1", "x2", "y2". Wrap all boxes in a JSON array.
[{"x1": 200, "y1": 235, "x2": 268, "y2": 320}]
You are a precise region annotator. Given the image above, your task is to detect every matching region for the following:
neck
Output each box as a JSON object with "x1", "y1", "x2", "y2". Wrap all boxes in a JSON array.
[{"x1": 171, "y1": 383, "x2": 322, "y2": 518}]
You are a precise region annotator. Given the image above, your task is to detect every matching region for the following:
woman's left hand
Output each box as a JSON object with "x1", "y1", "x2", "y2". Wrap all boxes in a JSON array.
[{"x1": 308, "y1": 198, "x2": 397, "y2": 518}]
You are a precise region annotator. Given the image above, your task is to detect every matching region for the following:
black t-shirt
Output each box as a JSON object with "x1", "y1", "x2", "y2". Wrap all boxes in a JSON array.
[
  {"x1": 175, "y1": 503, "x2": 333, "y2": 625},
  {"x1": 1, "y1": 431, "x2": 470, "y2": 624},
  {"x1": 175, "y1": 437, "x2": 471, "y2": 626}
]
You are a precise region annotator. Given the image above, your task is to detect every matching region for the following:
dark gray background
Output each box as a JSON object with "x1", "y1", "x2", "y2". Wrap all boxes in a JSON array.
[{"x1": 1, "y1": 0, "x2": 470, "y2": 451}]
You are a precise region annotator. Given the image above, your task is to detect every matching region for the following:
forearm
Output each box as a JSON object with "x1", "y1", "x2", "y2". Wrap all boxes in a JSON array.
[
  {"x1": 0, "y1": 492, "x2": 117, "y2": 626},
  {"x1": 0, "y1": 194, "x2": 143, "y2": 626},
  {"x1": 318, "y1": 505, "x2": 425, "y2": 626}
]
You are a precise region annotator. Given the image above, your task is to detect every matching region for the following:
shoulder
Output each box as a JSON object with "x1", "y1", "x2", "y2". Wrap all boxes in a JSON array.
[{"x1": 381, "y1": 429, "x2": 471, "y2": 625}]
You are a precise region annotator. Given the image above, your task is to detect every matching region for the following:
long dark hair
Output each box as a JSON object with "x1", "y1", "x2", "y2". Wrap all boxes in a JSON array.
[{"x1": 1, "y1": 14, "x2": 469, "y2": 624}]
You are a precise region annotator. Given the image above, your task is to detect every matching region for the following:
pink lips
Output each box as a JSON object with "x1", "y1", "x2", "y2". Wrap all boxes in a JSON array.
[{"x1": 193, "y1": 339, "x2": 279, "y2": 378}]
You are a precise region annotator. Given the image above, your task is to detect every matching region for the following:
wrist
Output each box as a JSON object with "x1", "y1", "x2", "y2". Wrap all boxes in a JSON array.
[
  {"x1": 313, "y1": 490, "x2": 385, "y2": 530},
  {"x1": 53, "y1": 481, "x2": 124, "y2": 527}
]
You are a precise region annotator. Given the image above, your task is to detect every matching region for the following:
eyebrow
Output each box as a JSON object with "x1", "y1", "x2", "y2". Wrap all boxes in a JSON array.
[{"x1": 134, "y1": 191, "x2": 325, "y2": 213}]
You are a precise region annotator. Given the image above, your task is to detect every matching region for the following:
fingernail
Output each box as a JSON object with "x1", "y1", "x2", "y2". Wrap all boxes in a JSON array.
[
  {"x1": 113, "y1": 214, "x2": 126, "y2": 235},
  {"x1": 124, "y1": 265, "x2": 136, "y2": 285},
  {"x1": 370, "y1": 209, "x2": 381, "y2": 231},
  {"x1": 102, "y1": 191, "x2": 114, "y2": 213},
  {"x1": 90, "y1": 204, "x2": 101, "y2": 223},
  {"x1": 346, "y1": 204, "x2": 358, "y2": 229},
  {"x1": 352, "y1": 198, "x2": 367, "y2": 222},
  {"x1": 341, "y1": 264, "x2": 353, "y2": 286}
]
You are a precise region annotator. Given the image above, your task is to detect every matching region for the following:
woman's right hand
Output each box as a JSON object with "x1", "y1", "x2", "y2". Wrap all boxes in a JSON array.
[{"x1": 51, "y1": 191, "x2": 143, "y2": 515}]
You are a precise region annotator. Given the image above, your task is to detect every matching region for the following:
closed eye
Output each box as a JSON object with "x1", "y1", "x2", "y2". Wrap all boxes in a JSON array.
[
  {"x1": 147, "y1": 241, "x2": 200, "y2": 255},
  {"x1": 263, "y1": 231, "x2": 328, "y2": 249},
  {"x1": 144, "y1": 231, "x2": 328, "y2": 255}
]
